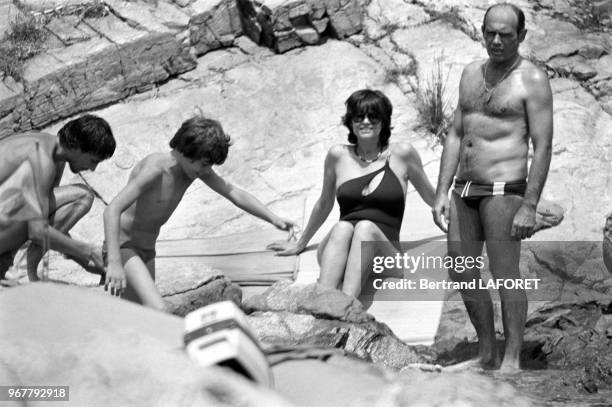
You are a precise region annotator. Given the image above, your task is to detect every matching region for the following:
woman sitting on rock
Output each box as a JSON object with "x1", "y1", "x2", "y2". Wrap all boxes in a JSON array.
[{"x1": 269, "y1": 89, "x2": 435, "y2": 297}]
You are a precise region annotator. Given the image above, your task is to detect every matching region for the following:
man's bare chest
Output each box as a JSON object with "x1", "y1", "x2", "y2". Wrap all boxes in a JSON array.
[{"x1": 460, "y1": 74, "x2": 525, "y2": 118}]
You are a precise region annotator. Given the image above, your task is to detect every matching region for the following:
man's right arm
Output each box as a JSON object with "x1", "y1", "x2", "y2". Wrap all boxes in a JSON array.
[{"x1": 432, "y1": 106, "x2": 463, "y2": 232}]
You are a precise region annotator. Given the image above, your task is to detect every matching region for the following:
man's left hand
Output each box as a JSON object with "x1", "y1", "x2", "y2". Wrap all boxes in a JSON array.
[{"x1": 511, "y1": 204, "x2": 537, "y2": 239}]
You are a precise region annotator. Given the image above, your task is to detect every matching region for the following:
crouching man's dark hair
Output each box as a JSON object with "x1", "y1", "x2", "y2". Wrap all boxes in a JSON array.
[{"x1": 58, "y1": 114, "x2": 116, "y2": 160}]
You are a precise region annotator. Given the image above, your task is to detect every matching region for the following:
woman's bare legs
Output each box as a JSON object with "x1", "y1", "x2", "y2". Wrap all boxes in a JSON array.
[
  {"x1": 342, "y1": 220, "x2": 397, "y2": 297},
  {"x1": 317, "y1": 221, "x2": 354, "y2": 289}
]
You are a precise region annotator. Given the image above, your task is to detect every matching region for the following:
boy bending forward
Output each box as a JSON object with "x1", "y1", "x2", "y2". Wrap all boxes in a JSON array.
[{"x1": 103, "y1": 117, "x2": 295, "y2": 310}]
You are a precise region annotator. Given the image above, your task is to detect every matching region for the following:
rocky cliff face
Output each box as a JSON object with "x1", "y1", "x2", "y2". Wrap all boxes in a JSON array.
[
  {"x1": 0, "y1": 0, "x2": 366, "y2": 137},
  {"x1": 1, "y1": 1, "x2": 611, "y2": 404}
]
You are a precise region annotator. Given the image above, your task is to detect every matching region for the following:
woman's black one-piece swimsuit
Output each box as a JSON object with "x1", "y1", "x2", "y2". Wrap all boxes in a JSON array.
[{"x1": 336, "y1": 154, "x2": 405, "y2": 241}]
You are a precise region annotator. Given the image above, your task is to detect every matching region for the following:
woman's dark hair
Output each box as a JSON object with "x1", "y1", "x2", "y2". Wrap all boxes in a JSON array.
[
  {"x1": 342, "y1": 89, "x2": 393, "y2": 148},
  {"x1": 169, "y1": 116, "x2": 231, "y2": 165},
  {"x1": 58, "y1": 115, "x2": 116, "y2": 160}
]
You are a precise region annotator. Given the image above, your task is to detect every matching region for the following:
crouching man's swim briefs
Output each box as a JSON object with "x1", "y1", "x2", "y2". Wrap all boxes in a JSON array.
[{"x1": 453, "y1": 178, "x2": 527, "y2": 204}]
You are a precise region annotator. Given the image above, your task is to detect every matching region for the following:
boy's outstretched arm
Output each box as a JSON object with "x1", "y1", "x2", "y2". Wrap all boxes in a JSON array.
[
  {"x1": 267, "y1": 146, "x2": 338, "y2": 256},
  {"x1": 200, "y1": 169, "x2": 296, "y2": 233},
  {"x1": 103, "y1": 162, "x2": 160, "y2": 295}
]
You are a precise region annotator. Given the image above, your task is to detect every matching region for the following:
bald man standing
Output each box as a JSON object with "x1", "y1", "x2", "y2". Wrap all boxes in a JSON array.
[{"x1": 432, "y1": 3, "x2": 553, "y2": 372}]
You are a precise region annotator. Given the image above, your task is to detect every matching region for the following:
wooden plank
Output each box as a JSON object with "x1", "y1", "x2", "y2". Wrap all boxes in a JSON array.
[
  {"x1": 156, "y1": 229, "x2": 300, "y2": 286},
  {"x1": 157, "y1": 228, "x2": 291, "y2": 257},
  {"x1": 164, "y1": 252, "x2": 295, "y2": 284},
  {"x1": 156, "y1": 200, "x2": 305, "y2": 286}
]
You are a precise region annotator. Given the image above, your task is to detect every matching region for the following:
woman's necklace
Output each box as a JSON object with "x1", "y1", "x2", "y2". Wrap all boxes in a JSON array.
[
  {"x1": 483, "y1": 56, "x2": 522, "y2": 104},
  {"x1": 355, "y1": 146, "x2": 381, "y2": 163}
]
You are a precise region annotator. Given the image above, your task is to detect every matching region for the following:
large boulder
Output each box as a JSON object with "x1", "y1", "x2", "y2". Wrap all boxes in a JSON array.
[
  {"x1": 245, "y1": 281, "x2": 435, "y2": 369},
  {"x1": 36, "y1": 255, "x2": 242, "y2": 316},
  {"x1": 0, "y1": 283, "x2": 294, "y2": 406},
  {"x1": 524, "y1": 301, "x2": 612, "y2": 394}
]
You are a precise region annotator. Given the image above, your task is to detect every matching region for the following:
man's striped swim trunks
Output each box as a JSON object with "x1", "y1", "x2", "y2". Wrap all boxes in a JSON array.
[{"x1": 453, "y1": 178, "x2": 527, "y2": 199}]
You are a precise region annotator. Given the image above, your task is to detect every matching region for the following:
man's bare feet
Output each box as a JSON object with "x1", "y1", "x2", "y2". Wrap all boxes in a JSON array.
[
  {"x1": 444, "y1": 354, "x2": 500, "y2": 372},
  {"x1": 498, "y1": 361, "x2": 521, "y2": 374}
]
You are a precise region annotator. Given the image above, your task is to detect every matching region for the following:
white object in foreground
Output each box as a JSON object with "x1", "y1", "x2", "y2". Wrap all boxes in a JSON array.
[{"x1": 183, "y1": 301, "x2": 274, "y2": 387}]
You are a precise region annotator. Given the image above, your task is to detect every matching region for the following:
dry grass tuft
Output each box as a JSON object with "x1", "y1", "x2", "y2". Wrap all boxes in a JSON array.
[{"x1": 416, "y1": 54, "x2": 451, "y2": 144}]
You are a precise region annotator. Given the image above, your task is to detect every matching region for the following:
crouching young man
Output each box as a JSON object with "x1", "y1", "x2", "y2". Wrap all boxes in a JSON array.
[{"x1": 0, "y1": 115, "x2": 116, "y2": 282}]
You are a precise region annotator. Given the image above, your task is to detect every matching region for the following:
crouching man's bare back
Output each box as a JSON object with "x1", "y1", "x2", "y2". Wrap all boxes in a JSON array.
[
  {"x1": 432, "y1": 3, "x2": 553, "y2": 373},
  {"x1": 0, "y1": 115, "x2": 115, "y2": 282},
  {"x1": 103, "y1": 117, "x2": 295, "y2": 311}
]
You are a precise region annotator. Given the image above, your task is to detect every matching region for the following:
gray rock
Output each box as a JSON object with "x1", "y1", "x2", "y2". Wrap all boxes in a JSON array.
[
  {"x1": 274, "y1": 28, "x2": 302, "y2": 53},
  {"x1": 432, "y1": 237, "x2": 611, "y2": 355},
  {"x1": 0, "y1": 80, "x2": 25, "y2": 139},
  {"x1": 173, "y1": 0, "x2": 194, "y2": 7},
  {"x1": 45, "y1": 17, "x2": 94, "y2": 46},
  {"x1": 595, "y1": 0, "x2": 612, "y2": 16},
  {"x1": 189, "y1": 0, "x2": 243, "y2": 56},
  {"x1": 311, "y1": 17, "x2": 329, "y2": 33},
  {"x1": 241, "y1": 0, "x2": 363, "y2": 52},
  {"x1": 104, "y1": 0, "x2": 191, "y2": 32},
  {"x1": 392, "y1": 20, "x2": 486, "y2": 104},
  {"x1": 328, "y1": 0, "x2": 362, "y2": 38},
  {"x1": 367, "y1": 370, "x2": 536, "y2": 407},
  {"x1": 233, "y1": 35, "x2": 274, "y2": 56},
  {"x1": 248, "y1": 310, "x2": 434, "y2": 369},
  {"x1": 547, "y1": 55, "x2": 584, "y2": 77},
  {"x1": 0, "y1": 4, "x2": 20, "y2": 40},
  {"x1": 156, "y1": 258, "x2": 242, "y2": 316},
  {"x1": 572, "y1": 61, "x2": 599, "y2": 81},
  {"x1": 1, "y1": 10, "x2": 196, "y2": 135},
  {"x1": 162, "y1": 275, "x2": 242, "y2": 317},
  {"x1": 592, "y1": 55, "x2": 612, "y2": 82},
  {"x1": 244, "y1": 281, "x2": 374, "y2": 324},
  {"x1": 604, "y1": 212, "x2": 612, "y2": 274},
  {"x1": 526, "y1": 17, "x2": 602, "y2": 61},
  {"x1": 363, "y1": 0, "x2": 429, "y2": 41},
  {"x1": 295, "y1": 26, "x2": 319, "y2": 44},
  {"x1": 536, "y1": 78, "x2": 612, "y2": 241},
  {"x1": 245, "y1": 281, "x2": 435, "y2": 368},
  {"x1": 578, "y1": 43, "x2": 607, "y2": 59},
  {"x1": 524, "y1": 301, "x2": 612, "y2": 393}
]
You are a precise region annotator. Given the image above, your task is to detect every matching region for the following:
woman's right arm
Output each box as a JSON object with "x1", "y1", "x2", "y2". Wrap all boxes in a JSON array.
[{"x1": 268, "y1": 146, "x2": 340, "y2": 255}]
